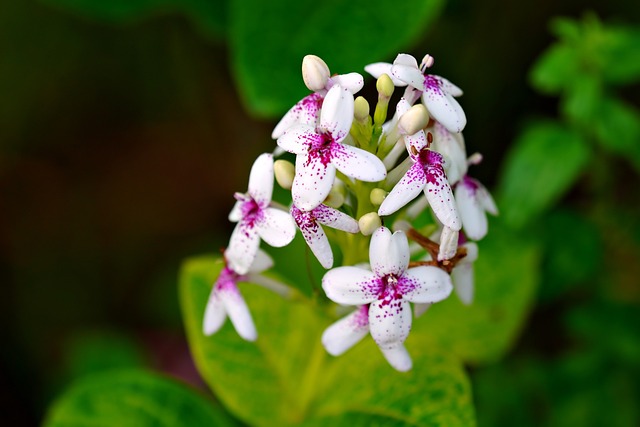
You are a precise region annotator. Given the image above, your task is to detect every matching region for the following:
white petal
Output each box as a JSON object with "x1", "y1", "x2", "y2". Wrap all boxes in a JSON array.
[
  {"x1": 393, "y1": 53, "x2": 419, "y2": 68},
  {"x1": 413, "y1": 302, "x2": 432, "y2": 318},
  {"x1": 292, "y1": 207, "x2": 333, "y2": 268},
  {"x1": 379, "y1": 344, "x2": 413, "y2": 372},
  {"x1": 331, "y1": 144, "x2": 387, "y2": 182},
  {"x1": 322, "y1": 306, "x2": 370, "y2": 356},
  {"x1": 370, "y1": 227, "x2": 410, "y2": 277},
  {"x1": 455, "y1": 180, "x2": 487, "y2": 241},
  {"x1": 400, "y1": 266, "x2": 453, "y2": 303},
  {"x1": 228, "y1": 200, "x2": 243, "y2": 222},
  {"x1": 364, "y1": 62, "x2": 407, "y2": 86},
  {"x1": 369, "y1": 297, "x2": 412, "y2": 349},
  {"x1": 277, "y1": 124, "x2": 318, "y2": 155},
  {"x1": 404, "y1": 131, "x2": 427, "y2": 160},
  {"x1": 271, "y1": 93, "x2": 323, "y2": 139},
  {"x1": 391, "y1": 65, "x2": 425, "y2": 91},
  {"x1": 292, "y1": 154, "x2": 336, "y2": 211},
  {"x1": 319, "y1": 85, "x2": 353, "y2": 141},
  {"x1": 437, "y1": 226, "x2": 459, "y2": 261},
  {"x1": 219, "y1": 285, "x2": 257, "y2": 341},
  {"x1": 462, "y1": 242, "x2": 479, "y2": 264},
  {"x1": 422, "y1": 82, "x2": 466, "y2": 133},
  {"x1": 322, "y1": 266, "x2": 381, "y2": 305},
  {"x1": 329, "y1": 73, "x2": 364, "y2": 94},
  {"x1": 430, "y1": 123, "x2": 468, "y2": 184},
  {"x1": 378, "y1": 163, "x2": 426, "y2": 216},
  {"x1": 248, "y1": 153, "x2": 274, "y2": 204},
  {"x1": 436, "y1": 75, "x2": 464, "y2": 97},
  {"x1": 226, "y1": 222, "x2": 260, "y2": 275},
  {"x1": 313, "y1": 204, "x2": 359, "y2": 233},
  {"x1": 477, "y1": 182, "x2": 499, "y2": 215},
  {"x1": 424, "y1": 162, "x2": 461, "y2": 230},
  {"x1": 203, "y1": 288, "x2": 227, "y2": 335},
  {"x1": 452, "y1": 263, "x2": 474, "y2": 305},
  {"x1": 257, "y1": 207, "x2": 296, "y2": 247},
  {"x1": 245, "y1": 273, "x2": 291, "y2": 298},
  {"x1": 248, "y1": 249, "x2": 273, "y2": 274},
  {"x1": 396, "y1": 97, "x2": 411, "y2": 116}
]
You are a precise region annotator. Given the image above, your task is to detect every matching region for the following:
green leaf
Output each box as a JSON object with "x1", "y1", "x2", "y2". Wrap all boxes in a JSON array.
[
  {"x1": 594, "y1": 96, "x2": 640, "y2": 172},
  {"x1": 411, "y1": 220, "x2": 542, "y2": 364},
  {"x1": 595, "y1": 26, "x2": 640, "y2": 84},
  {"x1": 229, "y1": 0, "x2": 444, "y2": 117},
  {"x1": 529, "y1": 43, "x2": 580, "y2": 94},
  {"x1": 43, "y1": 370, "x2": 239, "y2": 427},
  {"x1": 180, "y1": 256, "x2": 476, "y2": 426},
  {"x1": 497, "y1": 121, "x2": 590, "y2": 229},
  {"x1": 560, "y1": 74, "x2": 602, "y2": 124}
]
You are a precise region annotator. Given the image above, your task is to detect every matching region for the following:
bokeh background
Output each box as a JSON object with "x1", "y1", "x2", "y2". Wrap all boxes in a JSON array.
[{"x1": 1, "y1": 0, "x2": 638, "y2": 425}]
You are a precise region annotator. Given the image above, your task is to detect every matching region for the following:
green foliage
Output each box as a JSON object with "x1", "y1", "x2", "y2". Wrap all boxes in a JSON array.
[
  {"x1": 180, "y1": 255, "x2": 476, "y2": 426},
  {"x1": 497, "y1": 121, "x2": 590, "y2": 229},
  {"x1": 43, "y1": 370, "x2": 239, "y2": 427},
  {"x1": 594, "y1": 97, "x2": 640, "y2": 172}
]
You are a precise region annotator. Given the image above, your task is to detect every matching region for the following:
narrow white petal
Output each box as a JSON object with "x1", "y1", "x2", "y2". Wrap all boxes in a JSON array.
[
  {"x1": 203, "y1": 288, "x2": 227, "y2": 335},
  {"x1": 245, "y1": 273, "x2": 291, "y2": 298},
  {"x1": 228, "y1": 200, "x2": 243, "y2": 222},
  {"x1": 248, "y1": 153, "x2": 274, "y2": 205},
  {"x1": 396, "y1": 97, "x2": 411, "y2": 116},
  {"x1": 391, "y1": 65, "x2": 425, "y2": 91},
  {"x1": 364, "y1": 62, "x2": 407, "y2": 86},
  {"x1": 331, "y1": 144, "x2": 387, "y2": 182},
  {"x1": 393, "y1": 53, "x2": 419, "y2": 68},
  {"x1": 404, "y1": 131, "x2": 428, "y2": 159},
  {"x1": 383, "y1": 139, "x2": 407, "y2": 170},
  {"x1": 477, "y1": 182, "x2": 499, "y2": 215},
  {"x1": 257, "y1": 207, "x2": 296, "y2": 247},
  {"x1": 379, "y1": 344, "x2": 413, "y2": 372},
  {"x1": 272, "y1": 93, "x2": 323, "y2": 139},
  {"x1": 378, "y1": 163, "x2": 426, "y2": 216},
  {"x1": 424, "y1": 163, "x2": 461, "y2": 230},
  {"x1": 436, "y1": 75, "x2": 464, "y2": 97},
  {"x1": 322, "y1": 267, "x2": 381, "y2": 305},
  {"x1": 452, "y1": 263, "x2": 474, "y2": 305},
  {"x1": 248, "y1": 249, "x2": 273, "y2": 274},
  {"x1": 422, "y1": 86, "x2": 466, "y2": 133},
  {"x1": 322, "y1": 306, "x2": 370, "y2": 356},
  {"x1": 462, "y1": 242, "x2": 479, "y2": 264},
  {"x1": 401, "y1": 266, "x2": 453, "y2": 303},
  {"x1": 329, "y1": 73, "x2": 364, "y2": 94},
  {"x1": 430, "y1": 122, "x2": 468, "y2": 184},
  {"x1": 277, "y1": 124, "x2": 318, "y2": 155},
  {"x1": 370, "y1": 228, "x2": 409, "y2": 277},
  {"x1": 413, "y1": 302, "x2": 432, "y2": 318},
  {"x1": 226, "y1": 222, "x2": 260, "y2": 275},
  {"x1": 294, "y1": 210, "x2": 333, "y2": 269},
  {"x1": 219, "y1": 286, "x2": 257, "y2": 341},
  {"x1": 319, "y1": 85, "x2": 353, "y2": 141},
  {"x1": 455, "y1": 181, "x2": 487, "y2": 241},
  {"x1": 314, "y1": 204, "x2": 359, "y2": 233},
  {"x1": 292, "y1": 154, "x2": 336, "y2": 211},
  {"x1": 437, "y1": 226, "x2": 459, "y2": 261},
  {"x1": 369, "y1": 297, "x2": 412, "y2": 349}
]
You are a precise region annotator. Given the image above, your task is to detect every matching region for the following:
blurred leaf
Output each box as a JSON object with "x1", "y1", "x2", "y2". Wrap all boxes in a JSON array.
[
  {"x1": 529, "y1": 43, "x2": 580, "y2": 95},
  {"x1": 594, "y1": 96, "x2": 640, "y2": 172},
  {"x1": 43, "y1": 370, "x2": 238, "y2": 427},
  {"x1": 229, "y1": 0, "x2": 444, "y2": 117},
  {"x1": 497, "y1": 121, "x2": 590, "y2": 229},
  {"x1": 560, "y1": 74, "x2": 602, "y2": 124},
  {"x1": 411, "y1": 220, "x2": 542, "y2": 364},
  {"x1": 180, "y1": 256, "x2": 476, "y2": 426},
  {"x1": 595, "y1": 26, "x2": 640, "y2": 84}
]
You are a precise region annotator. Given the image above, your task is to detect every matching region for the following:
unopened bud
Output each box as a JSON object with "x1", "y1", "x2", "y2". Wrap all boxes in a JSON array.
[
  {"x1": 354, "y1": 96, "x2": 370, "y2": 122},
  {"x1": 370, "y1": 188, "x2": 387, "y2": 206},
  {"x1": 302, "y1": 55, "x2": 330, "y2": 91},
  {"x1": 467, "y1": 152, "x2": 483, "y2": 165},
  {"x1": 421, "y1": 54, "x2": 435, "y2": 70},
  {"x1": 359, "y1": 212, "x2": 382, "y2": 236},
  {"x1": 274, "y1": 159, "x2": 295, "y2": 190},
  {"x1": 398, "y1": 104, "x2": 430, "y2": 135},
  {"x1": 437, "y1": 226, "x2": 459, "y2": 261},
  {"x1": 376, "y1": 74, "x2": 395, "y2": 99}
]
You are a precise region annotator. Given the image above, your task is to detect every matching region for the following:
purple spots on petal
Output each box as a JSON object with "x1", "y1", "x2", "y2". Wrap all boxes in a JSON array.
[
  {"x1": 291, "y1": 205, "x2": 321, "y2": 236},
  {"x1": 215, "y1": 266, "x2": 243, "y2": 294},
  {"x1": 424, "y1": 75, "x2": 443, "y2": 94},
  {"x1": 461, "y1": 175, "x2": 479, "y2": 195},
  {"x1": 293, "y1": 93, "x2": 323, "y2": 125},
  {"x1": 349, "y1": 305, "x2": 370, "y2": 328}
]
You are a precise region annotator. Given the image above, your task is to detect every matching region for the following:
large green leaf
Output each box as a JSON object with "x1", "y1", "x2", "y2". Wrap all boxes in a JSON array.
[
  {"x1": 411, "y1": 220, "x2": 541, "y2": 364},
  {"x1": 229, "y1": 0, "x2": 444, "y2": 117},
  {"x1": 43, "y1": 370, "x2": 238, "y2": 427},
  {"x1": 529, "y1": 43, "x2": 580, "y2": 95},
  {"x1": 594, "y1": 96, "x2": 640, "y2": 172},
  {"x1": 180, "y1": 256, "x2": 475, "y2": 426},
  {"x1": 497, "y1": 121, "x2": 590, "y2": 229}
]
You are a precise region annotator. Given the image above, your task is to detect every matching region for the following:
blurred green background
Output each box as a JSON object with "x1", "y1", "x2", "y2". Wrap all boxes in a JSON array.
[{"x1": 1, "y1": 0, "x2": 639, "y2": 425}]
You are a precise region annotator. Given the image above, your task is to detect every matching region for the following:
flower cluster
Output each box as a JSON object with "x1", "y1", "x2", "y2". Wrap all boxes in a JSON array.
[{"x1": 203, "y1": 53, "x2": 497, "y2": 371}]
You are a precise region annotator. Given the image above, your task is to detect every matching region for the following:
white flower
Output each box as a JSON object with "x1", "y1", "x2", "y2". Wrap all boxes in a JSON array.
[
  {"x1": 451, "y1": 242, "x2": 478, "y2": 305},
  {"x1": 455, "y1": 175, "x2": 498, "y2": 241},
  {"x1": 322, "y1": 305, "x2": 370, "y2": 356},
  {"x1": 226, "y1": 153, "x2": 296, "y2": 274},
  {"x1": 366, "y1": 54, "x2": 466, "y2": 133},
  {"x1": 291, "y1": 203, "x2": 359, "y2": 268},
  {"x1": 322, "y1": 227, "x2": 453, "y2": 371},
  {"x1": 429, "y1": 122, "x2": 468, "y2": 185},
  {"x1": 378, "y1": 146, "x2": 461, "y2": 231},
  {"x1": 203, "y1": 250, "x2": 288, "y2": 341},
  {"x1": 277, "y1": 85, "x2": 386, "y2": 211}
]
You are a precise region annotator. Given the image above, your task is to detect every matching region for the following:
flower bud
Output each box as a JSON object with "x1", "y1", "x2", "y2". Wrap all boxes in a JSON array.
[
  {"x1": 354, "y1": 96, "x2": 370, "y2": 122},
  {"x1": 398, "y1": 104, "x2": 430, "y2": 135},
  {"x1": 369, "y1": 188, "x2": 387, "y2": 206},
  {"x1": 359, "y1": 212, "x2": 382, "y2": 236},
  {"x1": 274, "y1": 159, "x2": 295, "y2": 190},
  {"x1": 437, "y1": 226, "x2": 459, "y2": 261},
  {"x1": 302, "y1": 55, "x2": 330, "y2": 91},
  {"x1": 376, "y1": 74, "x2": 395, "y2": 99}
]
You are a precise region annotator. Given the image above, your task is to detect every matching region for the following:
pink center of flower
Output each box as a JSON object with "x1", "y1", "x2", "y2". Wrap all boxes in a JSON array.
[
  {"x1": 308, "y1": 133, "x2": 334, "y2": 166},
  {"x1": 216, "y1": 266, "x2": 242, "y2": 291},
  {"x1": 379, "y1": 274, "x2": 403, "y2": 305},
  {"x1": 241, "y1": 198, "x2": 263, "y2": 227},
  {"x1": 424, "y1": 75, "x2": 442, "y2": 93},
  {"x1": 418, "y1": 148, "x2": 446, "y2": 186}
]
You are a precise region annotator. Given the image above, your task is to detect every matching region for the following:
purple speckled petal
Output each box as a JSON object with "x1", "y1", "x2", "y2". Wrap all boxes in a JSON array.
[
  {"x1": 400, "y1": 266, "x2": 453, "y2": 303},
  {"x1": 328, "y1": 73, "x2": 364, "y2": 94},
  {"x1": 322, "y1": 266, "x2": 381, "y2": 305},
  {"x1": 256, "y1": 207, "x2": 296, "y2": 248},
  {"x1": 430, "y1": 122, "x2": 468, "y2": 185},
  {"x1": 313, "y1": 204, "x2": 359, "y2": 233},
  {"x1": 321, "y1": 305, "x2": 370, "y2": 356},
  {"x1": 378, "y1": 163, "x2": 426, "y2": 216},
  {"x1": 421, "y1": 80, "x2": 466, "y2": 133},
  {"x1": 226, "y1": 222, "x2": 260, "y2": 275},
  {"x1": 218, "y1": 284, "x2": 257, "y2": 341},
  {"x1": 292, "y1": 205, "x2": 333, "y2": 268},
  {"x1": 391, "y1": 64, "x2": 425, "y2": 91},
  {"x1": 331, "y1": 143, "x2": 387, "y2": 182},
  {"x1": 452, "y1": 262, "x2": 474, "y2": 305},
  {"x1": 292, "y1": 154, "x2": 336, "y2": 211},
  {"x1": 203, "y1": 287, "x2": 227, "y2": 335},
  {"x1": 318, "y1": 85, "x2": 353, "y2": 142},
  {"x1": 379, "y1": 343, "x2": 412, "y2": 372},
  {"x1": 277, "y1": 124, "x2": 319, "y2": 155},
  {"x1": 393, "y1": 53, "x2": 419, "y2": 69},
  {"x1": 370, "y1": 227, "x2": 409, "y2": 277},
  {"x1": 424, "y1": 161, "x2": 461, "y2": 231},
  {"x1": 247, "y1": 249, "x2": 273, "y2": 274},
  {"x1": 272, "y1": 93, "x2": 323, "y2": 139},
  {"x1": 455, "y1": 179, "x2": 487, "y2": 241},
  {"x1": 436, "y1": 75, "x2": 464, "y2": 97},
  {"x1": 364, "y1": 62, "x2": 407, "y2": 86},
  {"x1": 247, "y1": 153, "x2": 274, "y2": 205},
  {"x1": 369, "y1": 296, "x2": 412, "y2": 349}
]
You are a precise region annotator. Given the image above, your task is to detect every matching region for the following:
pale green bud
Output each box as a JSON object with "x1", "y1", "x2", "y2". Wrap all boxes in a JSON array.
[
  {"x1": 302, "y1": 55, "x2": 330, "y2": 91},
  {"x1": 359, "y1": 212, "x2": 382, "y2": 236},
  {"x1": 354, "y1": 96, "x2": 370, "y2": 122},
  {"x1": 376, "y1": 74, "x2": 395, "y2": 99},
  {"x1": 274, "y1": 159, "x2": 295, "y2": 190},
  {"x1": 398, "y1": 104, "x2": 430, "y2": 135},
  {"x1": 369, "y1": 188, "x2": 387, "y2": 206}
]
